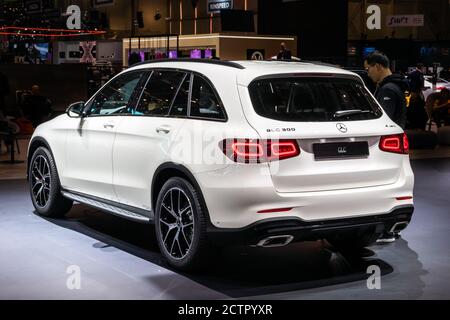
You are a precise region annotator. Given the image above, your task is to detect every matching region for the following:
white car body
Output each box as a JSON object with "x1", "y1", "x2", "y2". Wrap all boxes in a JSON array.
[
  {"x1": 28, "y1": 59, "x2": 414, "y2": 268},
  {"x1": 423, "y1": 76, "x2": 450, "y2": 101}
]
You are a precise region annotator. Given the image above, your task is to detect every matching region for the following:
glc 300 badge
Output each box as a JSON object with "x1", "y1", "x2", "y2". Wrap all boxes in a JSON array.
[{"x1": 266, "y1": 128, "x2": 296, "y2": 133}]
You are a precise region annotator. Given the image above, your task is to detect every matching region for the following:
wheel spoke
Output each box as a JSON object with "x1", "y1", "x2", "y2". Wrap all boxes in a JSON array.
[
  {"x1": 32, "y1": 181, "x2": 41, "y2": 192},
  {"x1": 160, "y1": 219, "x2": 175, "y2": 229},
  {"x1": 179, "y1": 206, "x2": 190, "y2": 216},
  {"x1": 176, "y1": 237, "x2": 183, "y2": 256},
  {"x1": 182, "y1": 222, "x2": 193, "y2": 228},
  {"x1": 181, "y1": 228, "x2": 191, "y2": 246},
  {"x1": 170, "y1": 230, "x2": 178, "y2": 254},
  {"x1": 163, "y1": 226, "x2": 175, "y2": 244}
]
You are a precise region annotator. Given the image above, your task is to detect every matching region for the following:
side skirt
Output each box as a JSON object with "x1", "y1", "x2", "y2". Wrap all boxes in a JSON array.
[{"x1": 61, "y1": 190, "x2": 153, "y2": 223}]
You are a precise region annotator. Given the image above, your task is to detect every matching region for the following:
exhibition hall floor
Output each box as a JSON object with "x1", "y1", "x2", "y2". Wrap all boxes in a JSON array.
[{"x1": 0, "y1": 159, "x2": 449, "y2": 299}]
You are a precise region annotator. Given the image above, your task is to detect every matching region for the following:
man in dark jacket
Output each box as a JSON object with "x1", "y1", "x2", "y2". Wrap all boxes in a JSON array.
[
  {"x1": 364, "y1": 51, "x2": 408, "y2": 129},
  {"x1": 364, "y1": 51, "x2": 408, "y2": 243}
]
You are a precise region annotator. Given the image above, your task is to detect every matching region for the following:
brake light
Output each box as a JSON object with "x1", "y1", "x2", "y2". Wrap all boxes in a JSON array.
[
  {"x1": 379, "y1": 133, "x2": 409, "y2": 154},
  {"x1": 436, "y1": 86, "x2": 444, "y2": 91},
  {"x1": 221, "y1": 139, "x2": 300, "y2": 163}
]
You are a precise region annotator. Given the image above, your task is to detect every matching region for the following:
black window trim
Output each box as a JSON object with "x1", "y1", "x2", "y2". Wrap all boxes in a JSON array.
[
  {"x1": 134, "y1": 68, "x2": 190, "y2": 118},
  {"x1": 167, "y1": 72, "x2": 189, "y2": 117},
  {"x1": 82, "y1": 70, "x2": 150, "y2": 118},
  {"x1": 187, "y1": 72, "x2": 228, "y2": 122},
  {"x1": 248, "y1": 73, "x2": 382, "y2": 122},
  {"x1": 130, "y1": 67, "x2": 228, "y2": 123}
]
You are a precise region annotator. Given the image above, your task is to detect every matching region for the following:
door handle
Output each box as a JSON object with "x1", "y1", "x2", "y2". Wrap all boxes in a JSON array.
[
  {"x1": 156, "y1": 126, "x2": 171, "y2": 134},
  {"x1": 103, "y1": 123, "x2": 115, "y2": 129}
]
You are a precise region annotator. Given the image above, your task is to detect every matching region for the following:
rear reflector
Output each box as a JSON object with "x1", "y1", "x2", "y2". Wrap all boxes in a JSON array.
[
  {"x1": 221, "y1": 139, "x2": 300, "y2": 163},
  {"x1": 257, "y1": 207, "x2": 293, "y2": 214},
  {"x1": 396, "y1": 196, "x2": 413, "y2": 200},
  {"x1": 379, "y1": 133, "x2": 409, "y2": 154}
]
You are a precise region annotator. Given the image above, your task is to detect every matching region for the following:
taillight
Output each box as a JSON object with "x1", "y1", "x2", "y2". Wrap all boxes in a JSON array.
[
  {"x1": 221, "y1": 139, "x2": 300, "y2": 163},
  {"x1": 436, "y1": 86, "x2": 444, "y2": 91},
  {"x1": 379, "y1": 133, "x2": 409, "y2": 154}
]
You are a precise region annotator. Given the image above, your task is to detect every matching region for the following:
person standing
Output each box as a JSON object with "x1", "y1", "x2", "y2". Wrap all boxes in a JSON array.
[
  {"x1": 364, "y1": 51, "x2": 408, "y2": 129},
  {"x1": 364, "y1": 51, "x2": 409, "y2": 243},
  {"x1": 277, "y1": 42, "x2": 292, "y2": 60},
  {"x1": 407, "y1": 63, "x2": 427, "y2": 129},
  {"x1": 22, "y1": 85, "x2": 53, "y2": 128}
]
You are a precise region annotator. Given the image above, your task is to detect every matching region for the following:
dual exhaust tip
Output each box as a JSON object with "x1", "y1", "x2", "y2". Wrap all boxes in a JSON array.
[
  {"x1": 255, "y1": 235, "x2": 294, "y2": 248},
  {"x1": 389, "y1": 221, "x2": 409, "y2": 233},
  {"x1": 254, "y1": 221, "x2": 409, "y2": 248}
]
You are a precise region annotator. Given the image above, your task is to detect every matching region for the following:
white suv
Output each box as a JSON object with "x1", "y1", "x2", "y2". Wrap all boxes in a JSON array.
[{"x1": 27, "y1": 59, "x2": 414, "y2": 270}]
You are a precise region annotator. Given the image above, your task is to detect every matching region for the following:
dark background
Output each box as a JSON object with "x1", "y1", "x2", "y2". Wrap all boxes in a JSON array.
[{"x1": 258, "y1": 0, "x2": 349, "y2": 62}]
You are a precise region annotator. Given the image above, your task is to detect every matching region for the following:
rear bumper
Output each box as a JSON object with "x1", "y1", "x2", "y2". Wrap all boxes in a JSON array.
[
  {"x1": 194, "y1": 158, "x2": 414, "y2": 228},
  {"x1": 207, "y1": 205, "x2": 413, "y2": 246}
]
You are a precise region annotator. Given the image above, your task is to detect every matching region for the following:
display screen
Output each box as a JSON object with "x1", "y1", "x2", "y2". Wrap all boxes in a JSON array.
[
  {"x1": 190, "y1": 49, "x2": 201, "y2": 59},
  {"x1": 33, "y1": 43, "x2": 49, "y2": 60},
  {"x1": 363, "y1": 47, "x2": 376, "y2": 57},
  {"x1": 169, "y1": 50, "x2": 178, "y2": 59},
  {"x1": 204, "y1": 49, "x2": 212, "y2": 59}
]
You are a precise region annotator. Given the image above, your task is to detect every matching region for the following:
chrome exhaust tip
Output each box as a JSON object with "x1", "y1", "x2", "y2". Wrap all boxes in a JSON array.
[
  {"x1": 389, "y1": 221, "x2": 409, "y2": 233},
  {"x1": 255, "y1": 235, "x2": 294, "y2": 248}
]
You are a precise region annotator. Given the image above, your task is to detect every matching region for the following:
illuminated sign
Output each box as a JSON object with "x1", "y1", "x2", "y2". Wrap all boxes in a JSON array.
[
  {"x1": 366, "y1": 5, "x2": 381, "y2": 30},
  {"x1": 66, "y1": 5, "x2": 81, "y2": 30},
  {"x1": 207, "y1": 0, "x2": 233, "y2": 14},
  {"x1": 387, "y1": 15, "x2": 424, "y2": 27}
]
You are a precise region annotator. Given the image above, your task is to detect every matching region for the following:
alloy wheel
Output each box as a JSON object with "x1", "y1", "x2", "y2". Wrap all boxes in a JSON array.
[
  {"x1": 158, "y1": 187, "x2": 194, "y2": 260},
  {"x1": 31, "y1": 155, "x2": 51, "y2": 208}
]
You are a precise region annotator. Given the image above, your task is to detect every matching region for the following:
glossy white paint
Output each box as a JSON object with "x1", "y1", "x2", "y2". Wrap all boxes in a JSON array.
[{"x1": 29, "y1": 60, "x2": 414, "y2": 230}]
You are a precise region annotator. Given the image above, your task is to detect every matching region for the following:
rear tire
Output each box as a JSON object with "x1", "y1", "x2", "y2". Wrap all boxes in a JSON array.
[
  {"x1": 154, "y1": 177, "x2": 211, "y2": 271},
  {"x1": 29, "y1": 147, "x2": 73, "y2": 217}
]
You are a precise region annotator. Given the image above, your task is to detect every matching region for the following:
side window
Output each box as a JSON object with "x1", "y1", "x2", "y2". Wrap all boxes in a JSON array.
[
  {"x1": 87, "y1": 71, "x2": 145, "y2": 116},
  {"x1": 135, "y1": 70, "x2": 186, "y2": 116},
  {"x1": 169, "y1": 74, "x2": 191, "y2": 117},
  {"x1": 190, "y1": 75, "x2": 225, "y2": 120}
]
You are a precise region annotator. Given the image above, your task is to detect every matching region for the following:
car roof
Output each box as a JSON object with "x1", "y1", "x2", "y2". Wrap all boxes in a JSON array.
[{"x1": 127, "y1": 59, "x2": 362, "y2": 87}]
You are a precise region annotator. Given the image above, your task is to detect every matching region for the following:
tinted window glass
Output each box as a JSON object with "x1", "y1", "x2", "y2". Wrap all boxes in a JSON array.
[
  {"x1": 87, "y1": 71, "x2": 145, "y2": 116},
  {"x1": 169, "y1": 74, "x2": 190, "y2": 117},
  {"x1": 248, "y1": 77, "x2": 382, "y2": 122},
  {"x1": 135, "y1": 70, "x2": 185, "y2": 116},
  {"x1": 190, "y1": 75, "x2": 225, "y2": 120}
]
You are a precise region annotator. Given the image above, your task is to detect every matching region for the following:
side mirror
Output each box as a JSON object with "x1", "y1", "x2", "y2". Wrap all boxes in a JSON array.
[{"x1": 66, "y1": 102, "x2": 85, "y2": 118}]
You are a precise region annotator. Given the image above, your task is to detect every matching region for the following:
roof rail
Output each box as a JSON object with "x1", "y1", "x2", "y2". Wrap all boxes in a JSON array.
[
  {"x1": 129, "y1": 58, "x2": 245, "y2": 70},
  {"x1": 267, "y1": 58, "x2": 341, "y2": 69}
]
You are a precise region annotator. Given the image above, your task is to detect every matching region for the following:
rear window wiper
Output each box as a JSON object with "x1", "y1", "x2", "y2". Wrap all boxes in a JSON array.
[{"x1": 333, "y1": 109, "x2": 371, "y2": 118}]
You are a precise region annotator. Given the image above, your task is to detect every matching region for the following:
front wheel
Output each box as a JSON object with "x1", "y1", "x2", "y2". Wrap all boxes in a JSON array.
[
  {"x1": 29, "y1": 147, "x2": 73, "y2": 217},
  {"x1": 154, "y1": 177, "x2": 211, "y2": 271}
]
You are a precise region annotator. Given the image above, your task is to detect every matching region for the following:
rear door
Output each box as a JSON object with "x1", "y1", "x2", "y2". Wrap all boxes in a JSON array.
[
  {"x1": 239, "y1": 74, "x2": 405, "y2": 193},
  {"x1": 112, "y1": 69, "x2": 188, "y2": 211}
]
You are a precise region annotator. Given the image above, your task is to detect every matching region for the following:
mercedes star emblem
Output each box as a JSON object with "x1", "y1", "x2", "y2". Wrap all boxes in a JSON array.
[{"x1": 336, "y1": 123, "x2": 347, "y2": 133}]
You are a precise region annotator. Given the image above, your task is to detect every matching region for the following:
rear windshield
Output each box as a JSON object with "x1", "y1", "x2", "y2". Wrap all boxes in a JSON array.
[{"x1": 248, "y1": 77, "x2": 383, "y2": 122}]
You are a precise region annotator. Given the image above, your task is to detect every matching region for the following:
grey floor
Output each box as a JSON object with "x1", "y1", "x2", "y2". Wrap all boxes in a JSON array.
[{"x1": 0, "y1": 159, "x2": 449, "y2": 300}]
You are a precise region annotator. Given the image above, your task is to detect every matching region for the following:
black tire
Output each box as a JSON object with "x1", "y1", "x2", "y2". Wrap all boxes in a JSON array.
[
  {"x1": 29, "y1": 146, "x2": 73, "y2": 217},
  {"x1": 327, "y1": 230, "x2": 381, "y2": 252},
  {"x1": 154, "y1": 177, "x2": 211, "y2": 271}
]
